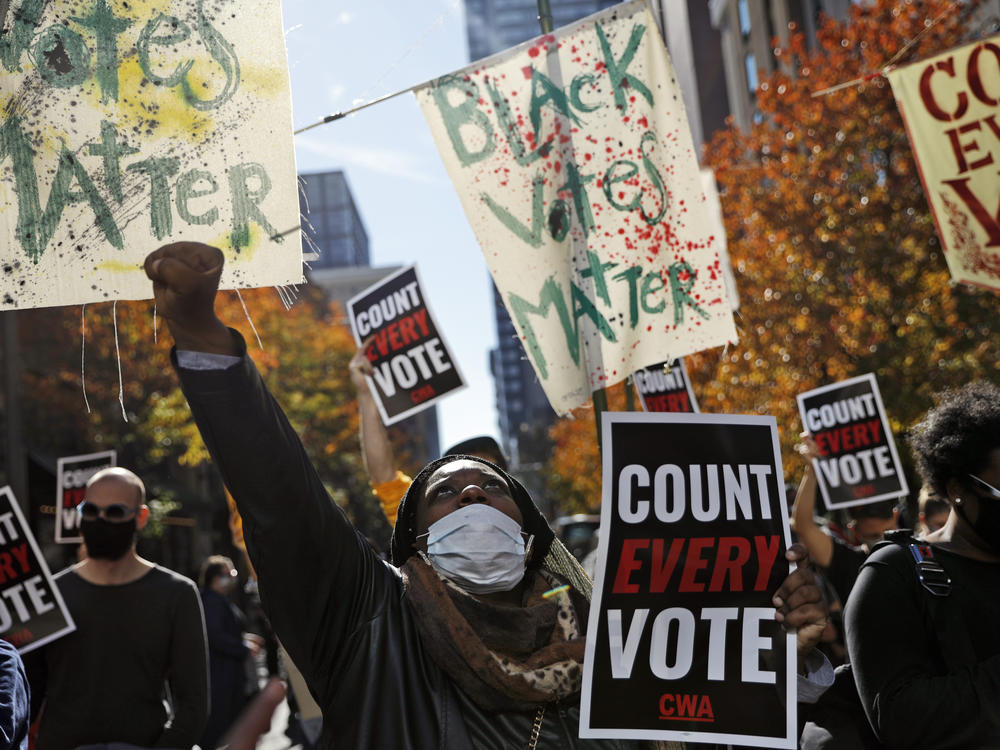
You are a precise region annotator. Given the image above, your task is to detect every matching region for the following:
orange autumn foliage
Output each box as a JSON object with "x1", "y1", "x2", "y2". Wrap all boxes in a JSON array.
[{"x1": 545, "y1": 0, "x2": 998, "y2": 504}]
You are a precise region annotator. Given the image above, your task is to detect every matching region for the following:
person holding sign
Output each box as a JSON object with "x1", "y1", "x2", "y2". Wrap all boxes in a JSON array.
[
  {"x1": 791, "y1": 435, "x2": 899, "y2": 606},
  {"x1": 846, "y1": 381, "x2": 1000, "y2": 748},
  {"x1": 26, "y1": 468, "x2": 209, "y2": 750},
  {"x1": 145, "y1": 241, "x2": 831, "y2": 749}
]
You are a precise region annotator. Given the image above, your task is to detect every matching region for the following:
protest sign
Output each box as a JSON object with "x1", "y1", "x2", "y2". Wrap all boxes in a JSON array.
[
  {"x1": 797, "y1": 374, "x2": 908, "y2": 511},
  {"x1": 0, "y1": 487, "x2": 75, "y2": 653},
  {"x1": 348, "y1": 265, "x2": 465, "y2": 425},
  {"x1": 415, "y1": 0, "x2": 737, "y2": 415},
  {"x1": 886, "y1": 35, "x2": 1000, "y2": 292},
  {"x1": 633, "y1": 359, "x2": 698, "y2": 413},
  {"x1": 581, "y1": 412, "x2": 796, "y2": 748},
  {"x1": 55, "y1": 450, "x2": 115, "y2": 544},
  {"x1": 0, "y1": 0, "x2": 302, "y2": 310}
]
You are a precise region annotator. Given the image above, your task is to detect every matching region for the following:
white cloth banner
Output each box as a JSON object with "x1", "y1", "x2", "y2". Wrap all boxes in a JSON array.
[
  {"x1": 886, "y1": 35, "x2": 1000, "y2": 292},
  {"x1": 416, "y1": 0, "x2": 737, "y2": 414},
  {"x1": 0, "y1": 0, "x2": 302, "y2": 309}
]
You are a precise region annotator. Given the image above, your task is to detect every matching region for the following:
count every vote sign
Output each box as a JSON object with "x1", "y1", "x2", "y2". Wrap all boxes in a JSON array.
[
  {"x1": 348, "y1": 266, "x2": 465, "y2": 425},
  {"x1": 581, "y1": 412, "x2": 797, "y2": 748}
]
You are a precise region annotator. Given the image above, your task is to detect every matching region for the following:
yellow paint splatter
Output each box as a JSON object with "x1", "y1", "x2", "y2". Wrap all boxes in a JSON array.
[
  {"x1": 211, "y1": 222, "x2": 266, "y2": 263},
  {"x1": 114, "y1": 58, "x2": 216, "y2": 144},
  {"x1": 97, "y1": 260, "x2": 145, "y2": 274},
  {"x1": 240, "y1": 63, "x2": 286, "y2": 101}
]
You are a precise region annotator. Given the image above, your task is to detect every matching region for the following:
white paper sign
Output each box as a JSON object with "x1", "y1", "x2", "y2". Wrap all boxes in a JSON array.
[
  {"x1": 416, "y1": 0, "x2": 737, "y2": 415},
  {"x1": 886, "y1": 36, "x2": 1000, "y2": 292},
  {"x1": 0, "y1": 0, "x2": 302, "y2": 309}
]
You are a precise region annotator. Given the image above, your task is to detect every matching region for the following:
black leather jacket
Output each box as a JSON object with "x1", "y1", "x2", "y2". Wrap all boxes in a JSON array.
[{"x1": 175, "y1": 340, "x2": 639, "y2": 749}]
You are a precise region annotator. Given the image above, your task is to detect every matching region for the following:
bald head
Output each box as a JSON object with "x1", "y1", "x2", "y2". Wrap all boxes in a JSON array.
[{"x1": 86, "y1": 467, "x2": 146, "y2": 509}]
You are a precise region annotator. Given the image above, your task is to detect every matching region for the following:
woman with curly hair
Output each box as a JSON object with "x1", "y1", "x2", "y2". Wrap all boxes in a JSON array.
[{"x1": 845, "y1": 380, "x2": 1000, "y2": 749}]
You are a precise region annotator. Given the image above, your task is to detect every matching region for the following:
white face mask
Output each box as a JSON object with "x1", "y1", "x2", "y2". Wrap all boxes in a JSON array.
[{"x1": 422, "y1": 504, "x2": 529, "y2": 594}]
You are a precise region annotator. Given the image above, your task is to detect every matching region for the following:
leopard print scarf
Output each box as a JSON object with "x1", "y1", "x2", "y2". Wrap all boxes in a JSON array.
[{"x1": 402, "y1": 556, "x2": 586, "y2": 712}]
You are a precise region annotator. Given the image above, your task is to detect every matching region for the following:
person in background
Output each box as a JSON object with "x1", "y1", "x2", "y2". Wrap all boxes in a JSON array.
[
  {"x1": 146, "y1": 241, "x2": 834, "y2": 749},
  {"x1": 846, "y1": 381, "x2": 1000, "y2": 748},
  {"x1": 199, "y1": 555, "x2": 262, "y2": 750},
  {"x1": 790, "y1": 434, "x2": 898, "y2": 606},
  {"x1": 27, "y1": 467, "x2": 208, "y2": 749},
  {"x1": 350, "y1": 344, "x2": 507, "y2": 526},
  {"x1": 916, "y1": 485, "x2": 950, "y2": 535},
  {"x1": 0, "y1": 639, "x2": 29, "y2": 750}
]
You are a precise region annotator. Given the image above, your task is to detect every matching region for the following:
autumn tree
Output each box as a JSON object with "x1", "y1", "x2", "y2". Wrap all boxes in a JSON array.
[
  {"x1": 18, "y1": 281, "x2": 392, "y2": 544},
  {"x1": 544, "y1": 0, "x2": 998, "y2": 502}
]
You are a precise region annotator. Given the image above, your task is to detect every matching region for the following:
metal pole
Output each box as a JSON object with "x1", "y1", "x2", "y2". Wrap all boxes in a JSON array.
[
  {"x1": 536, "y1": 0, "x2": 553, "y2": 33},
  {"x1": 2, "y1": 311, "x2": 28, "y2": 515}
]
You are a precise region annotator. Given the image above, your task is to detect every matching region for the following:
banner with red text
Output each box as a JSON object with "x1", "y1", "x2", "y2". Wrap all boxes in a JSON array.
[
  {"x1": 0, "y1": 487, "x2": 75, "y2": 654},
  {"x1": 797, "y1": 374, "x2": 908, "y2": 511},
  {"x1": 633, "y1": 359, "x2": 699, "y2": 413},
  {"x1": 55, "y1": 450, "x2": 116, "y2": 545},
  {"x1": 348, "y1": 265, "x2": 465, "y2": 425},
  {"x1": 415, "y1": 0, "x2": 737, "y2": 415},
  {"x1": 0, "y1": 0, "x2": 301, "y2": 310},
  {"x1": 886, "y1": 36, "x2": 1000, "y2": 291},
  {"x1": 581, "y1": 413, "x2": 796, "y2": 748}
]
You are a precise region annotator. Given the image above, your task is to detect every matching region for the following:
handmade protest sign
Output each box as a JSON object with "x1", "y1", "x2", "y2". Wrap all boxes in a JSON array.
[
  {"x1": 0, "y1": 487, "x2": 76, "y2": 653},
  {"x1": 415, "y1": 0, "x2": 737, "y2": 415},
  {"x1": 633, "y1": 359, "x2": 698, "y2": 413},
  {"x1": 0, "y1": 0, "x2": 301, "y2": 310},
  {"x1": 797, "y1": 374, "x2": 908, "y2": 511},
  {"x1": 581, "y1": 412, "x2": 796, "y2": 748},
  {"x1": 886, "y1": 35, "x2": 1000, "y2": 292},
  {"x1": 55, "y1": 450, "x2": 115, "y2": 544},
  {"x1": 348, "y1": 265, "x2": 465, "y2": 425}
]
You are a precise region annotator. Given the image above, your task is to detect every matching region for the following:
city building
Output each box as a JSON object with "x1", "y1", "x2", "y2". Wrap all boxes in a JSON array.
[{"x1": 300, "y1": 169, "x2": 440, "y2": 470}]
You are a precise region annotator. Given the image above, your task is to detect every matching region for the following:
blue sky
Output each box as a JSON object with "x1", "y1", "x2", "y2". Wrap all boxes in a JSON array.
[{"x1": 281, "y1": 0, "x2": 503, "y2": 452}]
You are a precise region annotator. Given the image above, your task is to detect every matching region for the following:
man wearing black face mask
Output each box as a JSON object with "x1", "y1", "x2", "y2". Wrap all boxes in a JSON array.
[
  {"x1": 26, "y1": 468, "x2": 209, "y2": 750},
  {"x1": 845, "y1": 381, "x2": 1000, "y2": 748}
]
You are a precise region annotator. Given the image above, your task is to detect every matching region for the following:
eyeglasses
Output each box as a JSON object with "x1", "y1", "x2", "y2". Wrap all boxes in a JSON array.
[
  {"x1": 967, "y1": 474, "x2": 1000, "y2": 501},
  {"x1": 77, "y1": 501, "x2": 139, "y2": 523}
]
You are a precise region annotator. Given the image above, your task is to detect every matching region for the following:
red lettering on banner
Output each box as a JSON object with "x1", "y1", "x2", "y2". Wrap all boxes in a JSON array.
[
  {"x1": 942, "y1": 174, "x2": 1000, "y2": 246},
  {"x1": 754, "y1": 535, "x2": 781, "y2": 591},
  {"x1": 410, "y1": 384, "x2": 436, "y2": 404},
  {"x1": 708, "y1": 537, "x2": 751, "y2": 592},
  {"x1": 813, "y1": 419, "x2": 882, "y2": 456},
  {"x1": 678, "y1": 537, "x2": 713, "y2": 592},
  {"x1": 0, "y1": 543, "x2": 30, "y2": 585},
  {"x1": 649, "y1": 539, "x2": 685, "y2": 593},
  {"x1": 612, "y1": 536, "x2": 782, "y2": 594},
  {"x1": 612, "y1": 539, "x2": 648, "y2": 594},
  {"x1": 659, "y1": 693, "x2": 715, "y2": 722},
  {"x1": 366, "y1": 309, "x2": 432, "y2": 359}
]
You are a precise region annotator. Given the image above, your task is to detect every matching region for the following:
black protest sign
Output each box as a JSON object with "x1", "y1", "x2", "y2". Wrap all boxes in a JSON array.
[
  {"x1": 633, "y1": 359, "x2": 699, "y2": 413},
  {"x1": 348, "y1": 266, "x2": 465, "y2": 425},
  {"x1": 581, "y1": 413, "x2": 797, "y2": 748},
  {"x1": 55, "y1": 451, "x2": 116, "y2": 544},
  {"x1": 0, "y1": 487, "x2": 75, "y2": 654},
  {"x1": 797, "y1": 374, "x2": 908, "y2": 511}
]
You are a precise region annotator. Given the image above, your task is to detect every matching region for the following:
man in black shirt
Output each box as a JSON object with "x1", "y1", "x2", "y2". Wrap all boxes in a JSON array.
[{"x1": 27, "y1": 468, "x2": 209, "y2": 750}]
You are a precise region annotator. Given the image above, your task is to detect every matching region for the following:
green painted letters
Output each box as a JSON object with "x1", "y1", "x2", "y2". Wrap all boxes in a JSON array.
[
  {"x1": 595, "y1": 22, "x2": 653, "y2": 111},
  {"x1": 127, "y1": 156, "x2": 180, "y2": 239},
  {"x1": 228, "y1": 162, "x2": 278, "y2": 249},
  {"x1": 137, "y1": 13, "x2": 194, "y2": 87},
  {"x1": 430, "y1": 75, "x2": 495, "y2": 167},
  {"x1": 176, "y1": 169, "x2": 219, "y2": 225},
  {"x1": 72, "y1": 0, "x2": 132, "y2": 103}
]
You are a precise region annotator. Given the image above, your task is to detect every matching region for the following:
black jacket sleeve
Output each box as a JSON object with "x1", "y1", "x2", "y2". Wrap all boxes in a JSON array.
[
  {"x1": 172, "y1": 334, "x2": 393, "y2": 710},
  {"x1": 844, "y1": 546, "x2": 1000, "y2": 749},
  {"x1": 158, "y1": 579, "x2": 209, "y2": 748}
]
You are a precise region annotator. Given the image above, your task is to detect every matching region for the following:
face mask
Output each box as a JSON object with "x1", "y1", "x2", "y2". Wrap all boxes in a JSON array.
[
  {"x1": 423, "y1": 504, "x2": 528, "y2": 595},
  {"x1": 81, "y1": 518, "x2": 137, "y2": 560},
  {"x1": 956, "y1": 497, "x2": 1000, "y2": 554}
]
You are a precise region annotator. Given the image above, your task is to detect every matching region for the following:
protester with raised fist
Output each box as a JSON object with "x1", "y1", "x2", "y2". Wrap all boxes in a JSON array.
[
  {"x1": 846, "y1": 381, "x2": 1000, "y2": 748},
  {"x1": 145, "y1": 241, "x2": 831, "y2": 749}
]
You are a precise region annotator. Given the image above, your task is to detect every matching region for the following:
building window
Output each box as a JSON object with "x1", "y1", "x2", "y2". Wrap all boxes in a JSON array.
[
  {"x1": 745, "y1": 53, "x2": 758, "y2": 95},
  {"x1": 738, "y1": 0, "x2": 751, "y2": 37}
]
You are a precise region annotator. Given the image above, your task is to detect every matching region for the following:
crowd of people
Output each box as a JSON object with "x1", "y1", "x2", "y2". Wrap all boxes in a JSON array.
[{"x1": 1, "y1": 240, "x2": 996, "y2": 750}]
